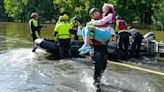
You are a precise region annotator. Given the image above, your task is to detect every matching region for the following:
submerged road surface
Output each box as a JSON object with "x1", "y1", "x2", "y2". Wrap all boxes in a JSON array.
[
  {"x1": 0, "y1": 48, "x2": 163, "y2": 92},
  {"x1": 0, "y1": 22, "x2": 164, "y2": 92}
]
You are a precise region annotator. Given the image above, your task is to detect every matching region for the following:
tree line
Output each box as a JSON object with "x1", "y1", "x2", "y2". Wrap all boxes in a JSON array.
[{"x1": 0, "y1": 0, "x2": 164, "y2": 30}]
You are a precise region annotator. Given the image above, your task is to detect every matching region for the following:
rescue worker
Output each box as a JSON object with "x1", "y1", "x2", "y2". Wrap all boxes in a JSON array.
[
  {"x1": 89, "y1": 8, "x2": 113, "y2": 91},
  {"x1": 128, "y1": 28, "x2": 143, "y2": 58},
  {"x1": 70, "y1": 16, "x2": 81, "y2": 40},
  {"x1": 53, "y1": 16, "x2": 64, "y2": 41},
  {"x1": 116, "y1": 20, "x2": 131, "y2": 60},
  {"x1": 79, "y1": 3, "x2": 116, "y2": 55},
  {"x1": 29, "y1": 13, "x2": 46, "y2": 52},
  {"x1": 29, "y1": 13, "x2": 45, "y2": 41},
  {"x1": 55, "y1": 14, "x2": 69, "y2": 26},
  {"x1": 63, "y1": 14, "x2": 69, "y2": 22},
  {"x1": 54, "y1": 15, "x2": 72, "y2": 59},
  {"x1": 56, "y1": 16, "x2": 64, "y2": 25}
]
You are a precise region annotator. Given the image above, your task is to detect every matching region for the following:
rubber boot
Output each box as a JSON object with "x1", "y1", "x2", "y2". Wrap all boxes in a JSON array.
[{"x1": 32, "y1": 44, "x2": 38, "y2": 52}]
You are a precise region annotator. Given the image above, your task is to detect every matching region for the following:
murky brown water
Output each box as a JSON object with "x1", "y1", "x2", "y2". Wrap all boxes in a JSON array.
[{"x1": 0, "y1": 22, "x2": 164, "y2": 92}]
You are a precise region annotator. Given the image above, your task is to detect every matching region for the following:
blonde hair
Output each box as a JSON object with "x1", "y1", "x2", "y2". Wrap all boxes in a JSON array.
[{"x1": 102, "y1": 3, "x2": 114, "y2": 10}]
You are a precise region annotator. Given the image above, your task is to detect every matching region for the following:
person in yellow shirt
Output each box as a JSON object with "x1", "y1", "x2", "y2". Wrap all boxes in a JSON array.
[
  {"x1": 56, "y1": 16, "x2": 64, "y2": 25},
  {"x1": 29, "y1": 13, "x2": 46, "y2": 41},
  {"x1": 29, "y1": 13, "x2": 46, "y2": 52},
  {"x1": 70, "y1": 16, "x2": 82, "y2": 40},
  {"x1": 116, "y1": 19, "x2": 130, "y2": 60},
  {"x1": 54, "y1": 15, "x2": 72, "y2": 59}
]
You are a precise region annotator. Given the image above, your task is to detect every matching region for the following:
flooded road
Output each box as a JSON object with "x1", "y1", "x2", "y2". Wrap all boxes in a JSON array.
[{"x1": 0, "y1": 22, "x2": 164, "y2": 92}]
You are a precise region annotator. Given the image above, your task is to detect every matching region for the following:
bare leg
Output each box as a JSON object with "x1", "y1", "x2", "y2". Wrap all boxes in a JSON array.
[
  {"x1": 84, "y1": 36, "x2": 90, "y2": 46},
  {"x1": 79, "y1": 27, "x2": 91, "y2": 50}
]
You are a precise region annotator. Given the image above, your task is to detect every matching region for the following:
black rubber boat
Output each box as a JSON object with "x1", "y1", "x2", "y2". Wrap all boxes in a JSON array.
[
  {"x1": 32, "y1": 32, "x2": 159, "y2": 57},
  {"x1": 33, "y1": 39, "x2": 84, "y2": 56},
  {"x1": 33, "y1": 39, "x2": 148, "y2": 57}
]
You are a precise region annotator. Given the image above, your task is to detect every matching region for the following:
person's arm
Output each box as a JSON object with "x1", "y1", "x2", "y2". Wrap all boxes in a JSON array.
[
  {"x1": 54, "y1": 24, "x2": 59, "y2": 37},
  {"x1": 89, "y1": 14, "x2": 113, "y2": 26},
  {"x1": 68, "y1": 23, "x2": 73, "y2": 34},
  {"x1": 38, "y1": 21, "x2": 47, "y2": 30},
  {"x1": 54, "y1": 32, "x2": 58, "y2": 37}
]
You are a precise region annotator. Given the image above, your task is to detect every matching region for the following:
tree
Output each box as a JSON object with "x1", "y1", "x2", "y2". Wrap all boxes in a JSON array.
[
  {"x1": 2, "y1": 0, "x2": 164, "y2": 30},
  {"x1": 4, "y1": 0, "x2": 29, "y2": 22},
  {"x1": 0, "y1": 0, "x2": 12, "y2": 21},
  {"x1": 151, "y1": 0, "x2": 164, "y2": 30},
  {"x1": 4, "y1": 0, "x2": 55, "y2": 22},
  {"x1": 53, "y1": 0, "x2": 90, "y2": 23},
  {"x1": 25, "y1": 0, "x2": 55, "y2": 22}
]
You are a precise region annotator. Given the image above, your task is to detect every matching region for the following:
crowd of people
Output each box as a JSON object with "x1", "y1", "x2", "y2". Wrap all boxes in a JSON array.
[{"x1": 29, "y1": 3, "x2": 144, "y2": 91}]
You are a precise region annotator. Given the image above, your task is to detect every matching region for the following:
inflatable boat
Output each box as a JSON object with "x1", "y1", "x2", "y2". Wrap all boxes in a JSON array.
[
  {"x1": 33, "y1": 39, "x2": 83, "y2": 56},
  {"x1": 33, "y1": 32, "x2": 162, "y2": 57}
]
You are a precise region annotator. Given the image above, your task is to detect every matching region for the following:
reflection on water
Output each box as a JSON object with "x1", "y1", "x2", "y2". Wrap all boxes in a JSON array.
[
  {"x1": 0, "y1": 22, "x2": 164, "y2": 92},
  {"x1": 0, "y1": 22, "x2": 33, "y2": 51},
  {"x1": 0, "y1": 49, "x2": 163, "y2": 92}
]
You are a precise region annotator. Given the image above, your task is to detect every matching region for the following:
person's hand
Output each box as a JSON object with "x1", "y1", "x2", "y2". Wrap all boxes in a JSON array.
[
  {"x1": 87, "y1": 26, "x2": 96, "y2": 31},
  {"x1": 41, "y1": 26, "x2": 47, "y2": 29},
  {"x1": 91, "y1": 27, "x2": 96, "y2": 31},
  {"x1": 87, "y1": 22, "x2": 95, "y2": 26},
  {"x1": 53, "y1": 32, "x2": 56, "y2": 37}
]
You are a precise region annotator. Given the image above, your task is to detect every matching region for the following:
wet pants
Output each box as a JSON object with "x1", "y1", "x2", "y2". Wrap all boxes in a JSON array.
[
  {"x1": 93, "y1": 45, "x2": 108, "y2": 83},
  {"x1": 58, "y1": 39, "x2": 71, "y2": 59},
  {"x1": 131, "y1": 32, "x2": 143, "y2": 58},
  {"x1": 118, "y1": 32, "x2": 130, "y2": 60},
  {"x1": 31, "y1": 30, "x2": 40, "y2": 42},
  {"x1": 72, "y1": 30, "x2": 78, "y2": 40}
]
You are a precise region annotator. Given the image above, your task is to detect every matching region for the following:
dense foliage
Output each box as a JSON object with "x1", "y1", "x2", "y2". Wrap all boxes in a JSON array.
[
  {"x1": 0, "y1": 0, "x2": 11, "y2": 21},
  {"x1": 1, "y1": 0, "x2": 164, "y2": 30}
]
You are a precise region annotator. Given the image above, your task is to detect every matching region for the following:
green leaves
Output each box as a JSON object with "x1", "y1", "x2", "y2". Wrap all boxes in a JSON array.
[{"x1": 1, "y1": 0, "x2": 164, "y2": 30}]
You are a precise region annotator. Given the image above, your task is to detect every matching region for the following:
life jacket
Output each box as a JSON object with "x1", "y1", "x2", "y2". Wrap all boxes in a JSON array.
[
  {"x1": 116, "y1": 20, "x2": 128, "y2": 33},
  {"x1": 89, "y1": 39, "x2": 107, "y2": 46},
  {"x1": 55, "y1": 22, "x2": 72, "y2": 39},
  {"x1": 29, "y1": 19, "x2": 40, "y2": 38},
  {"x1": 29, "y1": 19, "x2": 39, "y2": 31},
  {"x1": 96, "y1": 15, "x2": 109, "y2": 28}
]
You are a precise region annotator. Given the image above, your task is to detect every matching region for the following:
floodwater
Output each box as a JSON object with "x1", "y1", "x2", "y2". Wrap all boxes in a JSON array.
[{"x1": 0, "y1": 22, "x2": 164, "y2": 92}]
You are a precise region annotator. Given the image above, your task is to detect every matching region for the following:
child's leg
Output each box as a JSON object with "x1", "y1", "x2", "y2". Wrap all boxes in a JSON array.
[
  {"x1": 82, "y1": 27, "x2": 91, "y2": 46},
  {"x1": 81, "y1": 28, "x2": 85, "y2": 40},
  {"x1": 78, "y1": 27, "x2": 92, "y2": 52}
]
